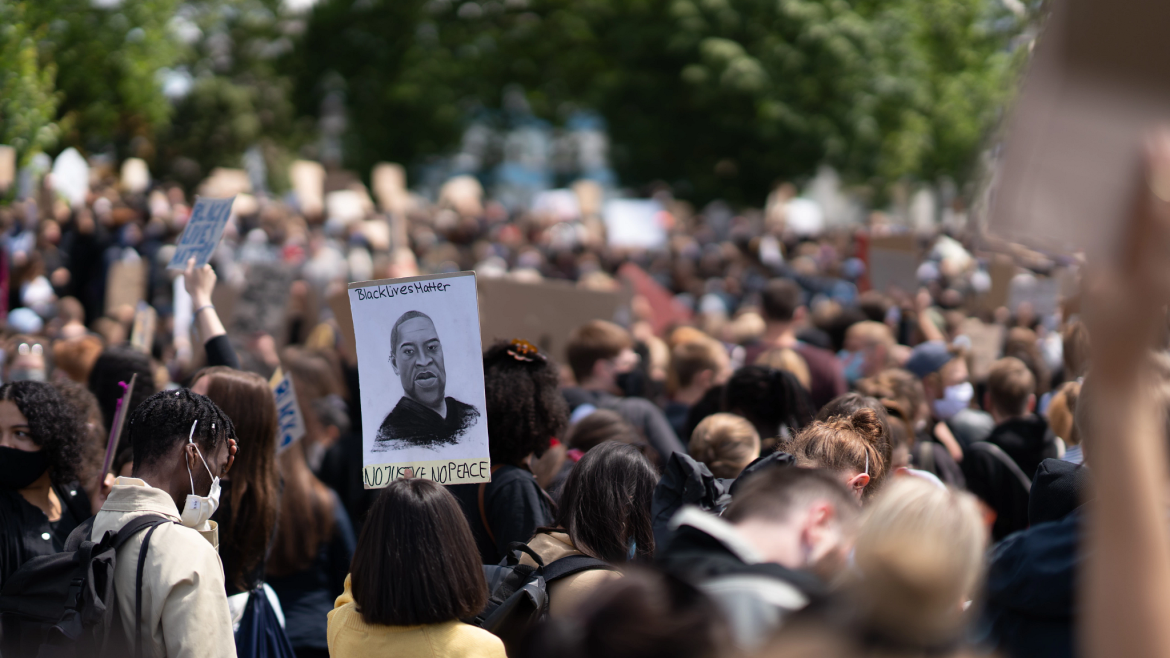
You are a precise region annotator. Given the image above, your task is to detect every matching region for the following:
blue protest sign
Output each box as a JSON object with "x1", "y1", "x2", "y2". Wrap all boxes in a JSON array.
[
  {"x1": 167, "y1": 196, "x2": 236, "y2": 270},
  {"x1": 270, "y1": 370, "x2": 306, "y2": 452}
]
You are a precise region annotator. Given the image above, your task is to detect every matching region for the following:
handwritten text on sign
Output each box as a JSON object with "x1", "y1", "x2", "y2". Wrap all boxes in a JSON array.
[
  {"x1": 363, "y1": 458, "x2": 492, "y2": 487},
  {"x1": 167, "y1": 196, "x2": 236, "y2": 270},
  {"x1": 272, "y1": 374, "x2": 306, "y2": 451}
]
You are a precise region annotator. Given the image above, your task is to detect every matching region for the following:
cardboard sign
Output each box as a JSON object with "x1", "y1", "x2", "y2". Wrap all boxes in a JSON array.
[
  {"x1": 51, "y1": 148, "x2": 89, "y2": 207},
  {"x1": 167, "y1": 196, "x2": 236, "y2": 270},
  {"x1": 104, "y1": 258, "x2": 146, "y2": 317},
  {"x1": 0, "y1": 146, "x2": 15, "y2": 193},
  {"x1": 603, "y1": 199, "x2": 666, "y2": 249},
  {"x1": 121, "y1": 158, "x2": 151, "y2": 195},
  {"x1": 269, "y1": 368, "x2": 306, "y2": 452},
  {"x1": 1008, "y1": 274, "x2": 1061, "y2": 317},
  {"x1": 478, "y1": 277, "x2": 631, "y2": 364},
  {"x1": 290, "y1": 160, "x2": 325, "y2": 219},
  {"x1": 867, "y1": 233, "x2": 919, "y2": 294},
  {"x1": 349, "y1": 272, "x2": 490, "y2": 488},
  {"x1": 989, "y1": 0, "x2": 1170, "y2": 259},
  {"x1": 129, "y1": 302, "x2": 157, "y2": 354},
  {"x1": 372, "y1": 162, "x2": 409, "y2": 216}
]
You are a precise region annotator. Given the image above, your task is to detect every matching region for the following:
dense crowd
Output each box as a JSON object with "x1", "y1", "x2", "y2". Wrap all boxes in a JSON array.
[{"x1": 0, "y1": 141, "x2": 1167, "y2": 658}]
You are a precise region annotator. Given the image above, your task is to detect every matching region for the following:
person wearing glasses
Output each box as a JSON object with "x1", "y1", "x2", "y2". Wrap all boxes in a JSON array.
[
  {"x1": 4, "y1": 337, "x2": 50, "y2": 383},
  {"x1": 89, "y1": 389, "x2": 239, "y2": 657}
]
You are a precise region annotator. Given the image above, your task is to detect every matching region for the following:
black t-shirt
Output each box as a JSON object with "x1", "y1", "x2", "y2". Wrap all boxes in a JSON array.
[
  {"x1": 448, "y1": 465, "x2": 553, "y2": 565},
  {"x1": 0, "y1": 482, "x2": 89, "y2": 587}
]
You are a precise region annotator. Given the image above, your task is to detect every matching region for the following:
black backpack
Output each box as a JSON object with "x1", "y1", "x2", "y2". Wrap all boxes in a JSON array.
[
  {"x1": 471, "y1": 542, "x2": 612, "y2": 650},
  {"x1": 0, "y1": 514, "x2": 173, "y2": 658}
]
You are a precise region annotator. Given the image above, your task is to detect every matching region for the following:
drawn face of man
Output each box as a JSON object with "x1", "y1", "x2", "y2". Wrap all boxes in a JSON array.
[{"x1": 392, "y1": 316, "x2": 446, "y2": 408}]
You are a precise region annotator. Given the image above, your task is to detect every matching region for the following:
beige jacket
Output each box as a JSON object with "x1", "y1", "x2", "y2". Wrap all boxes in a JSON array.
[
  {"x1": 518, "y1": 531, "x2": 621, "y2": 617},
  {"x1": 91, "y1": 477, "x2": 236, "y2": 658}
]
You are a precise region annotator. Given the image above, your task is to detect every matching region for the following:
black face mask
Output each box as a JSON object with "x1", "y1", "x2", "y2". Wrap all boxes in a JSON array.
[
  {"x1": 615, "y1": 370, "x2": 643, "y2": 398},
  {"x1": 0, "y1": 446, "x2": 49, "y2": 490}
]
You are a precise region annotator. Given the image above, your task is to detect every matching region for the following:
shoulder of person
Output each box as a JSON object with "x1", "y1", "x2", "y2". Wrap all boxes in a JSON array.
[
  {"x1": 434, "y1": 621, "x2": 507, "y2": 657},
  {"x1": 147, "y1": 522, "x2": 224, "y2": 578}
]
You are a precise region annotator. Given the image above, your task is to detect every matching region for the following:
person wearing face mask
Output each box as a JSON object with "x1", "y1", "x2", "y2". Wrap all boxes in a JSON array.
[
  {"x1": 658, "y1": 467, "x2": 860, "y2": 651},
  {"x1": 838, "y1": 321, "x2": 895, "y2": 386},
  {"x1": 905, "y1": 340, "x2": 993, "y2": 462},
  {"x1": 89, "y1": 389, "x2": 239, "y2": 658},
  {"x1": 0, "y1": 381, "x2": 90, "y2": 587},
  {"x1": 562, "y1": 320, "x2": 684, "y2": 465}
]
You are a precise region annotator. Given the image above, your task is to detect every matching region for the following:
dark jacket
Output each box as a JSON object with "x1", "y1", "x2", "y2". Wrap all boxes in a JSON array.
[
  {"x1": 976, "y1": 512, "x2": 1079, "y2": 658},
  {"x1": 658, "y1": 507, "x2": 826, "y2": 650},
  {"x1": 987, "y1": 414, "x2": 1058, "y2": 480},
  {"x1": 650, "y1": 453, "x2": 733, "y2": 553},
  {"x1": 0, "y1": 483, "x2": 90, "y2": 588},
  {"x1": 946, "y1": 408, "x2": 995, "y2": 448},
  {"x1": 449, "y1": 465, "x2": 553, "y2": 565}
]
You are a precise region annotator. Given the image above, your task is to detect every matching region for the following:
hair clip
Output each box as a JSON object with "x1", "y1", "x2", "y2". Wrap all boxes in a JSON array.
[{"x1": 506, "y1": 338, "x2": 545, "y2": 363}]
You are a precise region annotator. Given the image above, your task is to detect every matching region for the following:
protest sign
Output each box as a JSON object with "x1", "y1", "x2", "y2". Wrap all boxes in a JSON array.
[
  {"x1": 104, "y1": 257, "x2": 146, "y2": 317},
  {"x1": 1008, "y1": 274, "x2": 1061, "y2": 318},
  {"x1": 120, "y1": 158, "x2": 151, "y2": 195},
  {"x1": 129, "y1": 303, "x2": 157, "y2": 354},
  {"x1": 603, "y1": 199, "x2": 666, "y2": 249},
  {"x1": 0, "y1": 146, "x2": 15, "y2": 194},
  {"x1": 478, "y1": 277, "x2": 631, "y2": 364},
  {"x1": 268, "y1": 368, "x2": 306, "y2": 452},
  {"x1": 173, "y1": 276, "x2": 193, "y2": 362},
  {"x1": 167, "y1": 196, "x2": 236, "y2": 270},
  {"x1": 988, "y1": 0, "x2": 1170, "y2": 259},
  {"x1": 51, "y1": 148, "x2": 89, "y2": 207},
  {"x1": 372, "y1": 162, "x2": 409, "y2": 216},
  {"x1": 349, "y1": 272, "x2": 490, "y2": 488},
  {"x1": 290, "y1": 160, "x2": 325, "y2": 219},
  {"x1": 867, "y1": 233, "x2": 919, "y2": 294},
  {"x1": 100, "y1": 374, "x2": 137, "y2": 478}
]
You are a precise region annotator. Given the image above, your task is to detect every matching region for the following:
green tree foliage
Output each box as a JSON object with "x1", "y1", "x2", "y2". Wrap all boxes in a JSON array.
[
  {"x1": 0, "y1": 2, "x2": 60, "y2": 166},
  {"x1": 293, "y1": 0, "x2": 1023, "y2": 203},
  {"x1": 24, "y1": 0, "x2": 183, "y2": 154}
]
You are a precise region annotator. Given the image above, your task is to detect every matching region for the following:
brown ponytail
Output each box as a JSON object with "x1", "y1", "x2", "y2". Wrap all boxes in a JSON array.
[{"x1": 782, "y1": 407, "x2": 889, "y2": 498}]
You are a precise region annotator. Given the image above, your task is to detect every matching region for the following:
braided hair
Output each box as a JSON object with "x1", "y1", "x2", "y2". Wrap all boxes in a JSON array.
[
  {"x1": 482, "y1": 341, "x2": 569, "y2": 466},
  {"x1": 0, "y1": 381, "x2": 86, "y2": 485},
  {"x1": 128, "y1": 389, "x2": 236, "y2": 471}
]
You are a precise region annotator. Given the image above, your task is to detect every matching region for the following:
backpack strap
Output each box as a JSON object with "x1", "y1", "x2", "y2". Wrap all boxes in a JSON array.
[
  {"x1": 969, "y1": 442, "x2": 1032, "y2": 493},
  {"x1": 132, "y1": 520, "x2": 169, "y2": 658},
  {"x1": 541, "y1": 554, "x2": 613, "y2": 584},
  {"x1": 64, "y1": 516, "x2": 98, "y2": 552},
  {"x1": 477, "y1": 464, "x2": 504, "y2": 547}
]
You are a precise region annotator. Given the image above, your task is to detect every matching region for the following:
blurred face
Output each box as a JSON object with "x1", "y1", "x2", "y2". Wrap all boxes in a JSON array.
[
  {"x1": 392, "y1": 317, "x2": 446, "y2": 407},
  {"x1": 0, "y1": 401, "x2": 36, "y2": 452}
]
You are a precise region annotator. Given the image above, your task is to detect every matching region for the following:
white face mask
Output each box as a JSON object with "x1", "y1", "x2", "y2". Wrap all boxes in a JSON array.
[
  {"x1": 180, "y1": 420, "x2": 221, "y2": 530},
  {"x1": 932, "y1": 381, "x2": 974, "y2": 420}
]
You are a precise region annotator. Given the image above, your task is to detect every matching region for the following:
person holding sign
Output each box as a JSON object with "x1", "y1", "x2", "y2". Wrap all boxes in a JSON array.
[{"x1": 375, "y1": 311, "x2": 480, "y2": 449}]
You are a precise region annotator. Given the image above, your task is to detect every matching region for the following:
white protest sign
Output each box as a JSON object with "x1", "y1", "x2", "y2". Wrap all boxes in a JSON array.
[
  {"x1": 0, "y1": 146, "x2": 15, "y2": 193},
  {"x1": 121, "y1": 158, "x2": 151, "y2": 195},
  {"x1": 173, "y1": 275, "x2": 193, "y2": 362},
  {"x1": 51, "y1": 148, "x2": 89, "y2": 207},
  {"x1": 269, "y1": 368, "x2": 306, "y2": 452},
  {"x1": 348, "y1": 271, "x2": 490, "y2": 488},
  {"x1": 603, "y1": 199, "x2": 666, "y2": 249},
  {"x1": 129, "y1": 302, "x2": 157, "y2": 354},
  {"x1": 167, "y1": 196, "x2": 236, "y2": 270}
]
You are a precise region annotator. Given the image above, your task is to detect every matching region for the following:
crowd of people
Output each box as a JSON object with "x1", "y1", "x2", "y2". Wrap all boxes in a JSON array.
[{"x1": 0, "y1": 136, "x2": 1169, "y2": 658}]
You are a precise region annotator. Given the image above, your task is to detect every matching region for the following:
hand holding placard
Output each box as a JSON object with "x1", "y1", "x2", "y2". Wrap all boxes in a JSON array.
[{"x1": 167, "y1": 196, "x2": 236, "y2": 270}]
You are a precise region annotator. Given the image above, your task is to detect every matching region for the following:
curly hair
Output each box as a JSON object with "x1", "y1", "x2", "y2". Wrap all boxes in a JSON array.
[
  {"x1": 128, "y1": 389, "x2": 236, "y2": 471},
  {"x1": 0, "y1": 381, "x2": 87, "y2": 485},
  {"x1": 483, "y1": 341, "x2": 569, "y2": 466}
]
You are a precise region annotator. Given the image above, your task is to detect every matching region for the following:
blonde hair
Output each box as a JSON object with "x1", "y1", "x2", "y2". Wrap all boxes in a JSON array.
[
  {"x1": 755, "y1": 347, "x2": 811, "y2": 391},
  {"x1": 851, "y1": 477, "x2": 987, "y2": 645},
  {"x1": 846, "y1": 320, "x2": 895, "y2": 348},
  {"x1": 689, "y1": 413, "x2": 760, "y2": 479}
]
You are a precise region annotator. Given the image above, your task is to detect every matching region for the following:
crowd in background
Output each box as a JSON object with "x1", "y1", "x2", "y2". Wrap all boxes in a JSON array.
[{"x1": 0, "y1": 153, "x2": 1162, "y2": 658}]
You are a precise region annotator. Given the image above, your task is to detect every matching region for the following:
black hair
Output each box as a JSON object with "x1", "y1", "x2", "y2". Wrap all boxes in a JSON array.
[
  {"x1": 350, "y1": 478, "x2": 487, "y2": 626},
  {"x1": 390, "y1": 310, "x2": 433, "y2": 365},
  {"x1": 721, "y1": 366, "x2": 814, "y2": 441},
  {"x1": 521, "y1": 569, "x2": 727, "y2": 658},
  {"x1": 127, "y1": 389, "x2": 236, "y2": 470},
  {"x1": 0, "y1": 381, "x2": 86, "y2": 485},
  {"x1": 555, "y1": 442, "x2": 658, "y2": 563},
  {"x1": 761, "y1": 278, "x2": 802, "y2": 322},
  {"x1": 88, "y1": 346, "x2": 156, "y2": 455},
  {"x1": 483, "y1": 341, "x2": 569, "y2": 465}
]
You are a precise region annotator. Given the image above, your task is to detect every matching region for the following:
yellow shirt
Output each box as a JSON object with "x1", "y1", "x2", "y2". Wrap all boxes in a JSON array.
[{"x1": 328, "y1": 576, "x2": 506, "y2": 658}]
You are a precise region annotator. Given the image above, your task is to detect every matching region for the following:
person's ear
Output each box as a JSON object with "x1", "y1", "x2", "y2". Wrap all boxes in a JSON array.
[
  {"x1": 846, "y1": 472, "x2": 870, "y2": 494},
  {"x1": 1027, "y1": 393, "x2": 1036, "y2": 413},
  {"x1": 802, "y1": 501, "x2": 836, "y2": 550},
  {"x1": 794, "y1": 306, "x2": 808, "y2": 324},
  {"x1": 591, "y1": 358, "x2": 612, "y2": 382},
  {"x1": 389, "y1": 352, "x2": 398, "y2": 374}
]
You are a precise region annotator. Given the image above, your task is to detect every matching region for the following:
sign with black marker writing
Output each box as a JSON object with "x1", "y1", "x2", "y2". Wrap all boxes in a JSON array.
[
  {"x1": 349, "y1": 271, "x2": 490, "y2": 488},
  {"x1": 167, "y1": 196, "x2": 236, "y2": 270},
  {"x1": 268, "y1": 368, "x2": 306, "y2": 452}
]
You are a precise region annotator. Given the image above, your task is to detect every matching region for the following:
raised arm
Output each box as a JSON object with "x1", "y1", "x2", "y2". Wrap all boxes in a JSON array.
[{"x1": 184, "y1": 257, "x2": 239, "y2": 370}]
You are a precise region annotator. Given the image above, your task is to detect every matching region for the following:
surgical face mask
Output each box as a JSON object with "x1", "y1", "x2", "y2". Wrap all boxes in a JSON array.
[
  {"x1": 932, "y1": 381, "x2": 974, "y2": 420},
  {"x1": 8, "y1": 368, "x2": 46, "y2": 383},
  {"x1": 181, "y1": 420, "x2": 221, "y2": 530},
  {"x1": 838, "y1": 349, "x2": 865, "y2": 384}
]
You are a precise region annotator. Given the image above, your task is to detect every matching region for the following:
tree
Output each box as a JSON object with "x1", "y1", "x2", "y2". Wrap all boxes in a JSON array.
[{"x1": 0, "y1": 2, "x2": 60, "y2": 166}]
